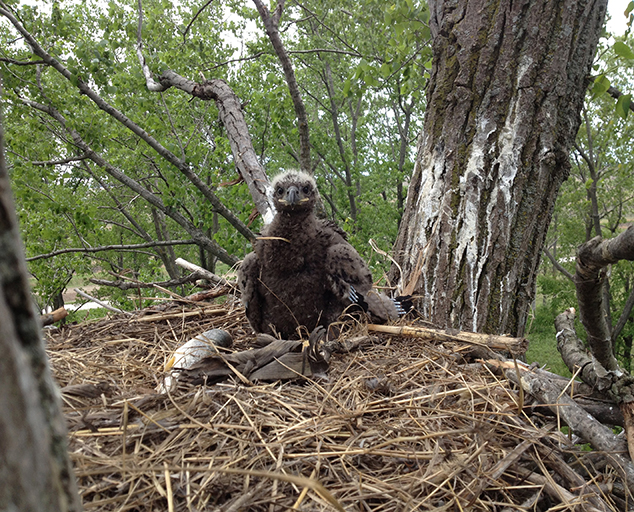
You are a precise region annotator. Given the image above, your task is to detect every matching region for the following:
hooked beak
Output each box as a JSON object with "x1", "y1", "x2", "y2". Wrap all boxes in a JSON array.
[{"x1": 285, "y1": 185, "x2": 299, "y2": 205}]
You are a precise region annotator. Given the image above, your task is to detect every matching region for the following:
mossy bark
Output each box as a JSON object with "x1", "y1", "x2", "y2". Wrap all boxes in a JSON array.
[{"x1": 391, "y1": 0, "x2": 608, "y2": 336}]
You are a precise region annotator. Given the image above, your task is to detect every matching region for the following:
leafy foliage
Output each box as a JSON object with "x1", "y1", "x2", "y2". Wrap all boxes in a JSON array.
[
  {"x1": 532, "y1": 30, "x2": 634, "y2": 371},
  {"x1": 0, "y1": 0, "x2": 428, "y2": 308}
]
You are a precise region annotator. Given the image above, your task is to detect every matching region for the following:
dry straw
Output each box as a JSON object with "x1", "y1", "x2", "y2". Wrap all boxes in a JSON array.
[{"x1": 46, "y1": 298, "x2": 628, "y2": 511}]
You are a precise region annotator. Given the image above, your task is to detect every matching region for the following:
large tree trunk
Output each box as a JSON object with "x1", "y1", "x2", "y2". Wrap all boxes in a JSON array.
[
  {"x1": 391, "y1": 0, "x2": 608, "y2": 336},
  {"x1": 0, "y1": 102, "x2": 82, "y2": 510}
]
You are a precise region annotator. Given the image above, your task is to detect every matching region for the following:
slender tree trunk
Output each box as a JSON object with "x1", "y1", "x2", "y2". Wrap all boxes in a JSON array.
[
  {"x1": 391, "y1": 0, "x2": 607, "y2": 336},
  {"x1": 0, "y1": 99, "x2": 82, "y2": 511},
  {"x1": 151, "y1": 208, "x2": 179, "y2": 279}
]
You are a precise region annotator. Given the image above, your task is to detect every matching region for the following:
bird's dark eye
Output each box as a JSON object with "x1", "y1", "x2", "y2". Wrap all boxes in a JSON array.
[
  {"x1": 276, "y1": 186, "x2": 284, "y2": 196},
  {"x1": 302, "y1": 186, "x2": 310, "y2": 194}
]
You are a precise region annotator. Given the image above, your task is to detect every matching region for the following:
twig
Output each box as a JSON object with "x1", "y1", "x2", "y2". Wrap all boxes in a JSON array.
[
  {"x1": 27, "y1": 240, "x2": 196, "y2": 262},
  {"x1": 367, "y1": 323, "x2": 528, "y2": 354},
  {"x1": 73, "y1": 288, "x2": 132, "y2": 316}
]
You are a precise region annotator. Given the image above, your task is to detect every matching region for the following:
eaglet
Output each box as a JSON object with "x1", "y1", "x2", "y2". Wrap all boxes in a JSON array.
[{"x1": 238, "y1": 170, "x2": 407, "y2": 339}]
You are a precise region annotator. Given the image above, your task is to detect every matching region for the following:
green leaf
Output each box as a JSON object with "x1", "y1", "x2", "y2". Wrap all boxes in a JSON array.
[
  {"x1": 591, "y1": 74, "x2": 611, "y2": 98},
  {"x1": 364, "y1": 74, "x2": 379, "y2": 87},
  {"x1": 613, "y1": 41, "x2": 634, "y2": 60},
  {"x1": 342, "y1": 78, "x2": 352, "y2": 97},
  {"x1": 394, "y1": 22, "x2": 408, "y2": 36},
  {"x1": 616, "y1": 93, "x2": 631, "y2": 119}
]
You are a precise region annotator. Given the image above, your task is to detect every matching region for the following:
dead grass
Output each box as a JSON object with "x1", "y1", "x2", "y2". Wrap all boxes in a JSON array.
[{"x1": 45, "y1": 297, "x2": 628, "y2": 511}]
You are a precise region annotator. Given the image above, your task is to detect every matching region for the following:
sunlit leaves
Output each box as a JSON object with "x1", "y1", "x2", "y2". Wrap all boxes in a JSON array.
[
  {"x1": 2, "y1": 0, "x2": 429, "y2": 306},
  {"x1": 616, "y1": 93, "x2": 632, "y2": 119},
  {"x1": 591, "y1": 73, "x2": 611, "y2": 99},
  {"x1": 613, "y1": 40, "x2": 634, "y2": 60}
]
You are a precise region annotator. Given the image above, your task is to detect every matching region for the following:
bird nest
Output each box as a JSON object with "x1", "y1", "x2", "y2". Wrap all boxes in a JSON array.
[{"x1": 46, "y1": 297, "x2": 628, "y2": 511}]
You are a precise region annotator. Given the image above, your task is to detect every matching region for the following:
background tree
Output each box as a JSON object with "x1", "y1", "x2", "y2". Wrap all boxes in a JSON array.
[
  {"x1": 390, "y1": 0, "x2": 608, "y2": 337},
  {"x1": 0, "y1": 0, "x2": 427, "y2": 309},
  {"x1": 536, "y1": 34, "x2": 634, "y2": 371}
]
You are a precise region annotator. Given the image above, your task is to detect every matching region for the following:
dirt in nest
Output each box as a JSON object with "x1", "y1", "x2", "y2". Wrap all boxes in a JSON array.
[{"x1": 45, "y1": 297, "x2": 630, "y2": 511}]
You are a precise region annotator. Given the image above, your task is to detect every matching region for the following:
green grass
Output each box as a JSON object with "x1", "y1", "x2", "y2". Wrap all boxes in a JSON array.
[
  {"x1": 524, "y1": 305, "x2": 572, "y2": 378},
  {"x1": 66, "y1": 307, "x2": 111, "y2": 323}
]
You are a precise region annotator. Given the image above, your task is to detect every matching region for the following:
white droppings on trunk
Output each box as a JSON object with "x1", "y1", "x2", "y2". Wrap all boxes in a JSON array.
[
  {"x1": 262, "y1": 182, "x2": 276, "y2": 225},
  {"x1": 455, "y1": 116, "x2": 496, "y2": 330},
  {"x1": 398, "y1": 137, "x2": 448, "y2": 311},
  {"x1": 495, "y1": 56, "x2": 532, "y2": 205}
]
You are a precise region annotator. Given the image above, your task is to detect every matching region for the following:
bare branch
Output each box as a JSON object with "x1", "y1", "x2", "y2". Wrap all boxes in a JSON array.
[
  {"x1": 175, "y1": 257, "x2": 232, "y2": 288},
  {"x1": 204, "y1": 51, "x2": 266, "y2": 71},
  {"x1": 90, "y1": 272, "x2": 206, "y2": 290},
  {"x1": 543, "y1": 246, "x2": 574, "y2": 281},
  {"x1": 159, "y1": 72, "x2": 276, "y2": 223},
  {"x1": 73, "y1": 288, "x2": 131, "y2": 315},
  {"x1": 253, "y1": 0, "x2": 311, "y2": 173},
  {"x1": 0, "y1": 56, "x2": 46, "y2": 66},
  {"x1": 26, "y1": 239, "x2": 196, "y2": 262},
  {"x1": 136, "y1": 0, "x2": 168, "y2": 92},
  {"x1": 575, "y1": 224, "x2": 634, "y2": 372},
  {"x1": 503, "y1": 352, "x2": 634, "y2": 489},
  {"x1": 613, "y1": 286, "x2": 634, "y2": 343},
  {"x1": 182, "y1": 0, "x2": 215, "y2": 39},
  {"x1": 288, "y1": 48, "x2": 361, "y2": 57},
  {"x1": 31, "y1": 154, "x2": 90, "y2": 166}
]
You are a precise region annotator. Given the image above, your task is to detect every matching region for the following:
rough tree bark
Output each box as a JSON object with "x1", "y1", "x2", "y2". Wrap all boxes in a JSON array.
[
  {"x1": 390, "y1": 0, "x2": 608, "y2": 336},
  {"x1": 569, "y1": 226, "x2": 634, "y2": 458},
  {"x1": 0, "y1": 100, "x2": 82, "y2": 510},
  {"x1": 575, "y1": 225, "x2": 634, "y2": 372}
]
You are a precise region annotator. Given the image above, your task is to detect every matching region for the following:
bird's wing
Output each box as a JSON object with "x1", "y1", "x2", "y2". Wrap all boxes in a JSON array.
[
  {"x1": 325, "y1": 241, "x2": 400, "y2": 323},
  {"x1": 237, "y1": 252, "x2": 264, "y2": 333}
]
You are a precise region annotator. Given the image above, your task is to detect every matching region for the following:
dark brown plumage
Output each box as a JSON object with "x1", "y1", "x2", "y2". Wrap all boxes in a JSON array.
[{"x1": 238, "y1": 170, "x2": 403, "y2": 339}]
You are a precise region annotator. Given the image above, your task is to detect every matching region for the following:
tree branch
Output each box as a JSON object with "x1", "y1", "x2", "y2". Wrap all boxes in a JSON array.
[
  {"x1": 0, "y1": 4, "x2": 255, "y2": 240},
  {"x1": 89, "y1": 272, "x2": 206, "y2": 290},
  {"x1": 31, "y1": 154, "x2": 90, "y2": 166},
  {"x1": 26, "y1": 239, "x2": 196, "y2": 262},
  {"x1": 543, "y1": 246, "x2": 574, "y2": 281},
  {"x1": 502, "y1": 360, "x2": 634, "y2": 489},
  {"x1": 159, "y1": 72, "x2": 276, "y2": 223},
  {"x1": 555, "y1": 307, "x2": 634, "y2": 461},
  {"x1": 135, "y1": 0, "x2": 167, "y2": 92},
  {"x1": 0, "y1": 56, "x2": 47, "y2": 66},
  {"x1": 182, "y1": 0, "x2": 215, "y2": 39},
  {"x1": 84, "y1": 164, "x2": 156, "y2": 245},
  {"x1": 613, "y1": 285, "x2": 634, "y2": 343},
  {"x1": 575, "y1": 225, "x2": 634, "y2": 371},
  {"x1": 607, "y1": 84, "x2": 634, "y2": 113},
  {"x1": 21, "y1": 98, "x2": 238, "y2": 266},
  {"x1": 252, "y1": 0, "x2": 311, "y2": 173},
  {"x1": 288, "y1": 48, "x2": 362, "y2": 57}
]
